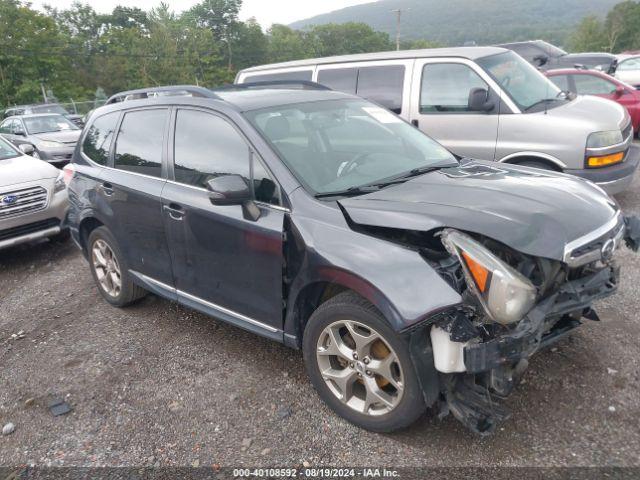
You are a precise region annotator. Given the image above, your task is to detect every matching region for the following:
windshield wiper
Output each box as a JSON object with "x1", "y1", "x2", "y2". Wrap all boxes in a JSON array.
[
  {"x1": 314, "y1": 185, "x2": 380, "y2": 199},
  {"x1": 371, "y1": 164, "x2": 453, "y2": 188},
  {"x1": 524, "y1": 98, "x2": 560, "y2": 112}
]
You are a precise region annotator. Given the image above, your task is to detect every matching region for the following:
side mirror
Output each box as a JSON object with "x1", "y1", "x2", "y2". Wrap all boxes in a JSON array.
[
  {"x1": 14, "y1": 128, "x2": 25, "y2": 136},
  {"x1": 206, "y1": 174, "x2": 252, "y2": 206},
  {"x1": 468, "y1": 88, "x2": 494, "y2": 112},
  {"x1": 533, "y1": 54, "x2": 549, "y2": 67},
  {"x1": 18, "y1": 143, "x2": 34, "y2": 155},
  {"x1": 615, "y1": 85, "x2": 625, "y2": 96}
]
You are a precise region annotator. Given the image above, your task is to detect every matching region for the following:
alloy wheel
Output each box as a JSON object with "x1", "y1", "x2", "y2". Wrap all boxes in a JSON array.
[
  {"x1": 316, "y1": 320, "x2": 404, "y2": 416},
  {"x1": 92, "y1": 239, "x2": 122, "y2": 298}
]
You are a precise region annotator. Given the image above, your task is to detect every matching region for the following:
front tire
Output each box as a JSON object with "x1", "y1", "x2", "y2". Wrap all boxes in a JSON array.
[
  {"x1": 303, "y1": 291, "x2": 425, "y2": 432},
  {"x1": 87, "y1": 227, "x2": 147, "y2": 307}
]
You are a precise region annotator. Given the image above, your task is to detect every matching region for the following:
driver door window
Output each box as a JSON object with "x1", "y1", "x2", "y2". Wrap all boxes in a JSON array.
[
  {"x1": 173, "y1": 109, "x2": 279, "y2": 205},
  {"x1": 420, "y1": 63, "x2": 489, "y2": 113}
]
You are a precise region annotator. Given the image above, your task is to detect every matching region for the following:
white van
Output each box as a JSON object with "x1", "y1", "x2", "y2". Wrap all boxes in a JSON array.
[{"x1": 236, "y1": 47, "x2": 638, "y2": 194}]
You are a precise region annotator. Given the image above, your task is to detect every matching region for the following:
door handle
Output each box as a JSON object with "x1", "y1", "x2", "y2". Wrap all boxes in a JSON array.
[
  {"x1": 100, "y1": 182, "x2": 114, "y2": 196},
  {"x1": 163, "y1": 203, "x2": 184, "y2": 221},
  {"x1": 411, "y1": 119, "x2": 419, "y2": 128}
]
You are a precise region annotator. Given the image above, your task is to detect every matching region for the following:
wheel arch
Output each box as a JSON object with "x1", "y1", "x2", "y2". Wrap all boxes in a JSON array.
[
  {"x1": 284, "y1": 273, "x2": 402, "y2": 349},
  {"x1": 77, "y1": 215, "x2": 105, "y2": 257},
  {"x1": 498, "y1": 152, "x2": 566, "y2": 171}
]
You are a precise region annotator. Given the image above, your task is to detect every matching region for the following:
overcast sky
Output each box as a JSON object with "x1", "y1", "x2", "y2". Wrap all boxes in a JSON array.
[{"x1": 30, "y1": 0, "x2": 375, "y2": 28}]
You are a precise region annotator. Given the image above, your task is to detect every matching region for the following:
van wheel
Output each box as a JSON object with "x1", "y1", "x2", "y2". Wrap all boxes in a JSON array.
[
  {"x1": 303, "y1": 291, "x2": 425, "y2": 432},
  {"x1": 87, "y1": 227, "x2": 147, "y2": 307}
]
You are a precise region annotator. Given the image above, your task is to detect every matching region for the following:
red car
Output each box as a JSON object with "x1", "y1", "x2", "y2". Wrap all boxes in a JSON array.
[{"x1": 546, "y1": 68, "x2": 640, "y2": 136}]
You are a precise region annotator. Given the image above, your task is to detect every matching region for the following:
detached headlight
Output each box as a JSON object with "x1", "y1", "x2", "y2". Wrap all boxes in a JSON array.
[
  {"x1": 586, "y1": 130, "x2": 623, "y2": 149},
  {"x1": 54, "y1": 172, "x2": 66, "y2": 193},
  {"x1": 441, "y1": 229, "x2": 537, "y2": 325},
  {"x1": 39, "y1": 140, "x2": 64, "y2": 148}
]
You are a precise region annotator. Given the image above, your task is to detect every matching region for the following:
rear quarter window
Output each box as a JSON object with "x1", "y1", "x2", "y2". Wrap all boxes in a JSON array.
[{"x1": 82, "y1": 111, "x2": 120, "y2": 165}]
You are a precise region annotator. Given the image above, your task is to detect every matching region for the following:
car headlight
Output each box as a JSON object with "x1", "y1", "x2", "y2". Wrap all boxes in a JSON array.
[
  {"x1": 586, "y1": 130, "x2": 623, "y2": 149},
  {"x1": 54, "y1": 172, "x2": 66, "y2": 193},
  {"x1": 39, "y1": 140, "x2": 64, "y2": 148},
  {"x1": 441, "y1": 229, "x2": 537, "y2": 325}
]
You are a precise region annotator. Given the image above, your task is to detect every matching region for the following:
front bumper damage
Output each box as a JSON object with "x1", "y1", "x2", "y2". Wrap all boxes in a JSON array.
[{"x1": 407, "y1": 215, "x2": 640, "y2": 436}]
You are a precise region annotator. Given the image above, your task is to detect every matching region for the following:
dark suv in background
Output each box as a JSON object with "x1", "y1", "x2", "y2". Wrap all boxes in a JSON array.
[
  {"x1": 67, "y1": 84, "x2": 638, "y2": 435},
  {"x1": 497, "y1": 40, "x2": 618, "y2": 73}
]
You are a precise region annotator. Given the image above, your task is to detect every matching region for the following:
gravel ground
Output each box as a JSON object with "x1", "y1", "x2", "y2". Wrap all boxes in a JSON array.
[{"x1": 1, "y1": 175, "x2": 640, "y2": 470}]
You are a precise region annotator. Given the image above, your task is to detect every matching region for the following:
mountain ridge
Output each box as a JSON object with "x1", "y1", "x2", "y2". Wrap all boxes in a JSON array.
[{"x1": 289, "y1": 0, "x2": 619, "y2": 47}]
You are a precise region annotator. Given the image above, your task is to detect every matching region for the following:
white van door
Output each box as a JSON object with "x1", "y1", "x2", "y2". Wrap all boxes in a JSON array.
[{"x1": 409, "y1": 58, "x2": 501, "y2": 161}]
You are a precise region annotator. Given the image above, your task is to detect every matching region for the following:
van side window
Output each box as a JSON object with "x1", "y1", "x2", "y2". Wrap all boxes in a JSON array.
[
  {"x1": 420, "y1": 63, "x2": 488, "y2": 114},
  {"x1": 114, "y1": 109, "x2": 167, "y2": 178},
  {"x1": 356, "y1": 65, "x2": 405, "y2": 114},
  {"x1": 317, "y1": 68, "x2": 358, "y2": 93},
  {"x1": 243, "y1": 70, "x2": 312, "y2": 83},
  {"x1": 82, "y1": 112, "x2": 119, "y2": 166}
]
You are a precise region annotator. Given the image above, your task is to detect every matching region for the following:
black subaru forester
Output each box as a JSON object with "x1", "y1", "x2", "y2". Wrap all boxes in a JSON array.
[{"x1": 66, "y1": 84, "x2": 639, "y2": 435}]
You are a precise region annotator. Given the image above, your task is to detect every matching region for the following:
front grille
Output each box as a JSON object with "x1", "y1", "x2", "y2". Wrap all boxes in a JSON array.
[
  {"x1": 52, "y1": 153, "x2": 73, "y2": 160},
  {"x1": 0, "y1": 218, "x2": 59, "y2": 242},
  {"x1": 622, "y1": 122, "x2": 633, "y2": 141},
  {"x1": 0, "y1": 186, "x2": 48, "y2": 220},
  {"x1": 568, "y1": 218, "x2": 625, "y2": 263}
]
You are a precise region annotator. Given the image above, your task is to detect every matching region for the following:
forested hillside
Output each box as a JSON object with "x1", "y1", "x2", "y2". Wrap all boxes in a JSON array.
[{"x1": 290, "y1": 0, "x2": 620, "y2": 46}]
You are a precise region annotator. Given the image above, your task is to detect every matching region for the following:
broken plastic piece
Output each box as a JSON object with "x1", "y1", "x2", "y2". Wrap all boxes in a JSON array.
[
  {"x1": 624, "y1": 215, "x2": 640, "y2": 251},
  {"x1": 48, "y1": 398, "x2": 72, "y2": 416}
]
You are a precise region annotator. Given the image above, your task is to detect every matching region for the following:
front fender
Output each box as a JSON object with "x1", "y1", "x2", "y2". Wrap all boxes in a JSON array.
[{"x1": 284, "y1": 192, "x2": 462, "y2": 340}]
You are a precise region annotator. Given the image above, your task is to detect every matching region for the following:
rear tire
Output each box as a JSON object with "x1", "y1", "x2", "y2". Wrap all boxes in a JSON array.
[
  {"x1": 303, "y1": 291, "x2": 425, "y2": 432},
  {"x1": 87, "y1": 226, "x2": 147, "y2": 307}
]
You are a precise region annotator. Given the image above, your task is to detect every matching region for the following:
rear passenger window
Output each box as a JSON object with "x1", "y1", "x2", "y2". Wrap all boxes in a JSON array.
[
  {"x1": 243, "y1": 70, "x2": 313, "y2": 83},
  {"x1": 357, "y1": 65, "x2": 405, "y2": 113},
  {"x1": 114, "y1": 109, "x2": 167, "y2": 177},
  {"x1": 82, "y1": 112, "x2": 119, "y2": 165},
  {"x1": 317, "y1": 68, "x2": 358, "y2": 94}
]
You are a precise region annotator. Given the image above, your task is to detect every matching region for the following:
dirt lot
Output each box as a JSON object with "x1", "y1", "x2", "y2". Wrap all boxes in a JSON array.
[{"x1": 1, "y1": 177, "x2": 640, "y2": 470}]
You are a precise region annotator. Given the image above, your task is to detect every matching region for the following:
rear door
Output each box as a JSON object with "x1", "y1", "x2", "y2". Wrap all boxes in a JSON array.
[
  {"x1": 409, "y1": 59, "x2": 500, "y2": 160},
  {"x1": 99, "y1": 107, "x2": 174, "y2": 287},
  {"x1": 162, "y1": 107, "x2": 285, "y2": 336}
]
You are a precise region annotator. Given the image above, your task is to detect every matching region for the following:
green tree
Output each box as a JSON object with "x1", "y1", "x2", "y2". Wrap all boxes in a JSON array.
[
  {"x1": 305, "y1": 23, "x2": 393, "y2": 57},
  {"x1": 266, "y1": 25, "x2": 314, "y2": 63},
  {"x1": 568, "y1": 15, "x2": 608, "y2": 52}
]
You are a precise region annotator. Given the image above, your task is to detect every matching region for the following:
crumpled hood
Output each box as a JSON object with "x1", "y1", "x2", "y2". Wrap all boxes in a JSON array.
[
  {"x1": 545, "y1": 95, "x2": 629, "y2": 130},
  {"x1": 0, "y1": 155, "x2": 59, "y2": 187},
  {"x1": 339, "y1": 161, "x2": 619, "y2": 261},
  {"x1": 34, "y1": 130, "x2": 81, "y2": 144}
]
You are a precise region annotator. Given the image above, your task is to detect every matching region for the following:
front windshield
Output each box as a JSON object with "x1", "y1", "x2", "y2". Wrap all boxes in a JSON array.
[
  {"x1": 477, "y1": 51, "x2": 563, "y2": 111},
  {"x1": 0, "y1": 136, "x2": 19, "y2": 160},
  {"x1": 32, "y1": 104, "x2": 69, "y2": 115},
  {"x1": 24, "y1": 114, "x2": 79, "y2": 134},
  {"x1": 245, "y1": 99, "x2": 457, "y2": 195}
]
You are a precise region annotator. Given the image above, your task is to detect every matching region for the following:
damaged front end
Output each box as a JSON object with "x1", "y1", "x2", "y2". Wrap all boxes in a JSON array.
[{"x1": 408, "y1": 215, "x2": 640, "y2": 436}]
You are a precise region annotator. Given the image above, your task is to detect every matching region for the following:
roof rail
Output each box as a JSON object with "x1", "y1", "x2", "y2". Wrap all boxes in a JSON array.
[
  {"x1": 216, "y1": 80, "x2": 332, "y2": 92},
  {"x1": 105, "y1": 85, "x2": 220, "y2": 105}
]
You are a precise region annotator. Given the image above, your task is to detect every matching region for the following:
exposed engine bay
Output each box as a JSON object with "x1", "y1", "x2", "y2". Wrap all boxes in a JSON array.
[{"x1": 353, "y1": 214, "x2": 640, "y2": 435}]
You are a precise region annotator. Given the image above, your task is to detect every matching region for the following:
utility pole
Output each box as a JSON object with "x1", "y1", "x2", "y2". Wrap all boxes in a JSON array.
[{"x1": 392, "y1": 8, "x2": 403, "y2": 51}]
